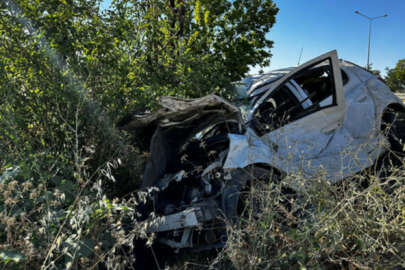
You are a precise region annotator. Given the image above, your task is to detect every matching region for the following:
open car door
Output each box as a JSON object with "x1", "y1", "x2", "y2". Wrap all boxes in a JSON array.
[{"x1": 230, "y1": 50, "x2": 346, "y2": 173}]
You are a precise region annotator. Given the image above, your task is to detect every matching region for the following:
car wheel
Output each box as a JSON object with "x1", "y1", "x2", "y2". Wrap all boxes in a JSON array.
[
  {"x1": 382, "y1": 108, "x2": 405, "y2": 154},
  {"x1": 221, "y1": 166, "x2": 275, "y2": 222},
  {"x1": 377, "y1": 108, "x2": 405, "y2": 189}
]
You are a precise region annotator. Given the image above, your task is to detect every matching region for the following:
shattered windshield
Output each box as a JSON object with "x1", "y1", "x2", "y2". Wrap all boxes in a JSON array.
[{"x1": 231, "y1": 72, "x2": 287, "y2": 121}]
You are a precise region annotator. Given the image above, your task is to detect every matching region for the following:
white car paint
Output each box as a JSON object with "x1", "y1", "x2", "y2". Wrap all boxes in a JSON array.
[{"x1": 224, "y1": 50, "x2": 404, "y2": 182}]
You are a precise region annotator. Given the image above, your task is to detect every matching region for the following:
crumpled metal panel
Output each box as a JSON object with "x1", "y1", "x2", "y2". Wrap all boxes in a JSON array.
[
  {"x1": 144, "y1": 204, "x2": 218, "y2": 233},
  {"x1": 120, "y1": 94, "x2": 242, "y2": 187},
  {"x1": 224, "y1": 62, "x2": 404, "y2": 183},
  {"x1": 224, "y1": 128, "x2": 278, "y2": 169},
  {"x1": 123, "y1": 58, "x2": 405, "y2": 188},
  {"x1": 343, "y1": 84, "x2": 375, "y2": 139},
  {"x1": 121, "y1": 95, "x2": 240, "y2": 131},
  {"x1": 224, "y1": 126, "x2": 387, "y2": 183}
]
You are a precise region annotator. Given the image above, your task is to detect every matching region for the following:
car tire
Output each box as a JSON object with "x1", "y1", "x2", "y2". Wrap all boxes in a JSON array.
[
  {"x1": 382, "y1": 108, "x2": 405, "y2": 154},
  {"x1": 221, "y1": 166, "x2": 274, "y2": 222}
]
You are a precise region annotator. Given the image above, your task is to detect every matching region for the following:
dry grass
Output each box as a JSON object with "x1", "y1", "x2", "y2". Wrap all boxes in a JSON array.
[
  {"x1": 2, "y1": 131, "x2": 405, "y2": 269},
  {"x1": 168, "y1": 154, "x2": 405, "y2": 270}
]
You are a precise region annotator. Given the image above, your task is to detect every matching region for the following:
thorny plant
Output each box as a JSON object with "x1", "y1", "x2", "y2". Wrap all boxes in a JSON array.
[
  {"x1": 224, "y1": 167, "x2": 403, "y2": 269},
  {"x1": 166, "y1": 160, "x2": 405, "y2": 270},
  {"x1": 3, "y1": 105, "x2": 405, "y2": 270},
  {"x1": 0, "y1": 97, "x2": 153, "y2": 270},
  {"x1": 165, "y1": 124, "x2": 405, "y2": 270}
]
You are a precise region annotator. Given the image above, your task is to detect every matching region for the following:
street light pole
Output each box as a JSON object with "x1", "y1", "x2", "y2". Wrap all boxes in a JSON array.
[{"x1": 354, "y1": 10, "x2": 388, "y2": 70}]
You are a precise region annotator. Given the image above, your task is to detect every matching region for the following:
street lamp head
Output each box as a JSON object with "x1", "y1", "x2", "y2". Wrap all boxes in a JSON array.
[{"x1": 354, "y1": 10, "x2": 388, "y2": 70}]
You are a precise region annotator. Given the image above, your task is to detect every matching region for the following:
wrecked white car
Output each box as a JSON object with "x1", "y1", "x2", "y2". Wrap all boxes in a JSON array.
[{"x1": 121, "y1": 50, "x2": 405, "y2": 252}]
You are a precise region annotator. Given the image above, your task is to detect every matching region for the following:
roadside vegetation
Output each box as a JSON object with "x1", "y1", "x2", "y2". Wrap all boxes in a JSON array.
[
  {"x1": 225, "y1": 162, "x2": 405, "y2": 269},
  {"x1": 0, "y1": 0, "x2": 279, "y2": 269},
  {"x1": 386, "y1": 59, "x2": 405, "y2": 93},
  {"x1": 166, "y1": 153, "x2": 405, "y2": 270},
  {"x1": 1, "y1": 0, "x2": 405, "y2": 269}
]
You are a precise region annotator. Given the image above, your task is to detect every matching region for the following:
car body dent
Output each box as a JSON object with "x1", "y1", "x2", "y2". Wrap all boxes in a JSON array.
[
  {"x1": 224, "y1": 51, "x2": 404, "y2": 183},
  {"x1": 124, "y1": 50, "x2": 405, "y2": 251}
]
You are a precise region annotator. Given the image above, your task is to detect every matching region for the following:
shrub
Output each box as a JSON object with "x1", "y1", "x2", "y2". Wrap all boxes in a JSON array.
[
  {"x1": 0, "y1": 143, "x2": 146, "y2": 269},
  {"x1": 224, "y1": 163, "x2": 405, "y2": 269}
]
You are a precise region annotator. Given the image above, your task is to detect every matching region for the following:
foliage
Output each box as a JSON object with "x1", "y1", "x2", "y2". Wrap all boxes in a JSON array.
[
  {"x1": 0, "y1": 0, "x2": 278, "y2": 268},
  {"x1": 100, "y1": 0, "x2": 279, "y2": 111},
  {"x1": 386, "y1": 59, "x2": 405, "y2": 92},
  {"x1": 1, "y1": 0, "x2": 279, "y2": 117},
  {"x1": 0, "y1": 163, "x2": 147, "y2": 269},
  {"x1": 224, "y1": 170, "x2": 405, "y2": 269},
  {"x1": 168, "y1": 161, "x2": 405, "y2": 270}
]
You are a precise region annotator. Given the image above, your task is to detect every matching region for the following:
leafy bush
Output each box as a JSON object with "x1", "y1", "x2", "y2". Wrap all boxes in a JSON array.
[
  {"x1": 0, "y1": 0, "x2": 278, "y2": 268},
  {"x1": 386, "y1": 59, "x2": 405, "y2": 92},
  {"x1": 218, "y1": 163, "x2": 405, "y2": 269},
  {"x1": 164, "y1": 162, "x2": 405, "y2": 270}
]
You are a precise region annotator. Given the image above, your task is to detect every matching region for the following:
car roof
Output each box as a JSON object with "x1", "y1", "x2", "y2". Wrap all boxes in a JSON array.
[{"x1": 240, "y1": 60, "x2": 360, "y2": 98}]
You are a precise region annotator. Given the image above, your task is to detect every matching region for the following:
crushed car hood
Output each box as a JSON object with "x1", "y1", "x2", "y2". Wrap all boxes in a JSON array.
[{"x1": 120, "y1": 95, "x2": 241, "y2": 187}]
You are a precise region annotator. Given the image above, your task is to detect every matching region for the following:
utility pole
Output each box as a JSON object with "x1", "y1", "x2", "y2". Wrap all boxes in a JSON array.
[{"x1": 354, "y1": 10, "x2": 388, "y2": 70}]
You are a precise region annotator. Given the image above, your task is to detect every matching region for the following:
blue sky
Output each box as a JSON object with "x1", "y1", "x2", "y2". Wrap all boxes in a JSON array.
[
  {"x1": 253, "y1": 0, "x2": 405, "y2": 75},
  {"x1": 101, "y1": 0, "x2": 404, "y2": 76}
]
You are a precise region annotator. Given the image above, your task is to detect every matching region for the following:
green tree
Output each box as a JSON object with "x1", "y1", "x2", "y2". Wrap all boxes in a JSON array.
[
  {"x1": 0, "y1": 0, "x2": 279, "y2": 175},
  {"x1": 101, "y1": 0, "x2": 279, "y2": 111},
  {"x1": 0, "y1": 0, "x2": 278, "y2": 268},
  {"x1": 385, "y1": 59, "x2": 405, "y2": 92}
]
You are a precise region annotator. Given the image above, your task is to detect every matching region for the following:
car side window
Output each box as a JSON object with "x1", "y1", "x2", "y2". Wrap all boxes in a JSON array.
[{"x1": 252, "y1": 59, "x2": 337, "y2": 135}]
